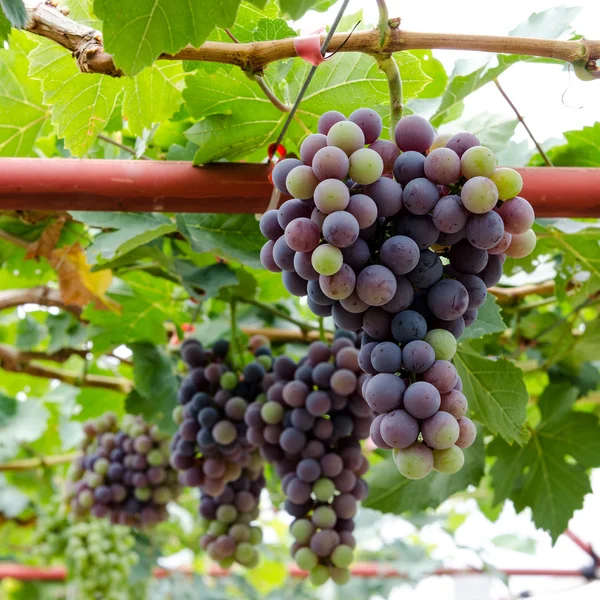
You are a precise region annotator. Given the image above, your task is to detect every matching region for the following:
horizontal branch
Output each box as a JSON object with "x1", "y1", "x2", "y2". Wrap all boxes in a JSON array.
[
  {"x1": 490, "y1": 281, "x2": 555, "y2": 303},
  {"x1": 241, "y1": 327, "x2": 333, "y2": 343},
  {"x1": 0, "y1": 286, "x2": 82, "y2": 317},
  {"x1": 0, "y1": 344, "x2": 133, "y2": 393},
  {"x1": 0, "y1": 452, "x2": 80, "y2": 472},
  {"x1": 24, "y1": 1, "x2": 599, "y2": 77}
]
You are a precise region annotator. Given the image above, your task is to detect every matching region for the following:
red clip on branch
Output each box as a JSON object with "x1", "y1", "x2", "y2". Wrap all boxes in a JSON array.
[{"x1": 294, "y1": 27, "x2": 327, "y2": 66}]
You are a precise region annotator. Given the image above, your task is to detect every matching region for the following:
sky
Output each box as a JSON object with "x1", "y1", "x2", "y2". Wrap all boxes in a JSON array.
[{"x1": 298, "y1": 0, "x2": 600, "y2": 149}]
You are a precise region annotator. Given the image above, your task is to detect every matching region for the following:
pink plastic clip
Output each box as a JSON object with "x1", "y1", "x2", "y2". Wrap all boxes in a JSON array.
[{"x1": 294, "y1": 27, "x2": 326, "y2": 66}]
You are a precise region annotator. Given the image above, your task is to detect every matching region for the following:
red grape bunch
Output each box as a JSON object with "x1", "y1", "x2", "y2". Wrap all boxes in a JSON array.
[
  {"x1": 66, "y1": 412, "x2": 180, "y2": 527},
  {"x1": 244, "y1": 331, "x2": 372, "y2": 586},
  {"x1": 170, "y1": 338, "x2": 273, "y2": 496},
  {"x1": 260, "y1": 110, "x2": 537, "y2": 479},
  {"x1": 199, "y1": 456, "x2": 266, "y2": 569}
]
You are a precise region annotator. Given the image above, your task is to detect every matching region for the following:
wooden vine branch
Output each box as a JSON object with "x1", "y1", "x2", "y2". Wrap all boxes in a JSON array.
[
  {"x1": 0, "y1": 344, "x2": 133, "y2": 393},
  {"x1": 24, "y1": 1, "x2": 599, "y2": 77},
  {"x1": 0, "y1": 286, "x2": 82, "y2": 316},
  {"x1": 0, "y1": 452, "x2": 80, "y2": 472}
]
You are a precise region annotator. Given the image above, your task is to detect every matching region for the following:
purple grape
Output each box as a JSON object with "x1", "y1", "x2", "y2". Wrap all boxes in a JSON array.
[
  {"x1": 370, "y1": 341, "x2": 402, "y2": 373},
  {"x1": 380, "y1": 235, "x2": 420, "y2": 275},
  {"x1": 346, "y1": 194, "x2": 378, "y2": 229},
  {"x1": 260, "y1": 240, "x2": 281, "y2": 273},
  {"x1": 427, "y1": 279, "x2": 469, "y2": 320},
  {"x1": 478, "y1": 253, "x2": 503, "y2": 288},
  {"x1": 380, "y1": 409, "x2": 419, "y2": 449},
  {"x1": 423, "y1": 360, "x2": 458, "y2": 393},
  {"x1": 406, "y1": 250, "x2": 443, "y2": 289},
  {"x1": 300, "y1": 133, "x2": 328, "y2": 165},
  {"x1": 349, "y1": 108, "x2": 383, "y2": 143},
  {"x1": 391, "y1": 310, "x2": 427, "y2": 345},
  {"x1": 341, "y1": 238, "x2": 370, "y2": 271},
  {"x1": 364, "y1": 373, "x2": 406, "y2": 413},
  {"x1": 272, "y1": 236, "x2": 296, "y2": 272},
  {"x1": 356, "y1": 265, "x2": 397, "y2": 307},
  {"x1": 320, "y1": 264, "x2": 356, "y2": 300},
  {"x1": 318, "y1": 110, "x2": 346, "y2": 135},
  {"x1": 322, "y1": 211, "x2": 360, "y2": 248},
  {"x1": 446, "y1": 132, "x2": 480, "y2": 157},
  {"x1": 294, "y1": 251, "x2": 319, "y2": 281},
  {"x1": 421, "y1": 412, "x2": 460, "y2": 449},
  {"x1": 369, "y1": 139, "x2": 400, "y2": 174},
  {"x1": 424, "y1": 147, "x2": 461, "y2": 185},
  {"x1": 465, "y1": 211, "x2": 505, "y2": 250},
  {"x1": 307, "y1": 280, "x2": 335, "y2": 306},
  {"x1": 278, "y1": 199, "x2": 312, "y2": 229},
  {"x1": 396, "y1": 214, "x2": 439, "y2": 249},
  {"x1": 272, "y1": 158, "x2": 303, "y2": 194},
  {"x1": 402, "y1": 340, "x2": 436, "y2": 373},
  {"x1": 284, "y1": 217, "x2": 320, "y2": 253},
  {"x1": 457, "y1": 275, "x2": 487, "y2": 310},
  {"x1": 362, "y1": 307, "x2": 393, "y2": 340},
  {"x1": 331, "y1": 302, "x2": 364, "y2": 331},
  {"x1": 364, "y1": 178, "x2": 403, "y2": 217},
  {"x1": 403, "y1": 177, "x2": 440, "y2": 215},
  {"x1": 431, "y1": 195, "x2": 468, "y2": 234},
  {"x1": 393, "y1": 151, "x2": 425, "y2": 186},
  {"x1": 260, "y1": 210, "x2": 284, "y2": 240},
  {"x1": 449, "y1": 240, "x2": 488, "y2": 275},
  {"x1": 403, "y1": 381, "x2": 441, "y2": 419},
  {"x1": 283, "y1": 270, "x2": 308, "y2": 297},
  {"x1": 394, "y1": 115, "x2": 434, "y2": 153}
]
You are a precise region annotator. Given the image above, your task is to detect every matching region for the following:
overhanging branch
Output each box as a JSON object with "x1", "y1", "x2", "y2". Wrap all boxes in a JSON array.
[
  {"x1": 24, "y1": 1, "x2": 599, "y2": 77},
  {"x1": 0, "y1": 286, "x2": 82, "y2": 317}
]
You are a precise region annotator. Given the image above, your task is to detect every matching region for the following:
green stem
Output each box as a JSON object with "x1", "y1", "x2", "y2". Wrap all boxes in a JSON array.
[
  {"x1": 318, "y1": 317, "x2": 326, "y2": 343},
  {"x1": 377, "y1": 55, "x2": 403, "y2": 137},
  {"x1": 229, "y1": 299, "x2": 245, "y2": 369},
  {"x1": 375, "y1": 0, "x2": 389, "y2": 46}
]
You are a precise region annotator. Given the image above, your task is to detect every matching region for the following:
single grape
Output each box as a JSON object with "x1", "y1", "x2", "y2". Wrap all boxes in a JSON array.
[
  {"x1": 505, "y1": 229, "x2": 536, "y2": 258},
  {"x1": 497, "y1": 196, "x2": 535, "y2": 235},
  {"x1": 369, "y1": 139, "x2": 400, "y2": 174},
  {"x1": 379, "y1": 235, "x2": 420, "y2": 276},
  {"x1": 396, "y1": 214, "x2": 439, "y2": 249},
  {"x1": 422, "y1": 411, "x2": 460, "y2": 449},
  {"x1": 300, "y1": 133, "x2": 328, "y2": 165},
  {"x1": 260, "y1": 240, "x2": 281, "y2": 273},
  {"x1": 456, "y1": 416, "x2": 477, "y2": 448},
  {"x1": 402, "y1": 341, "x2": 436, "y2": 374},
  {"x1": 364, "y1": 373, "x2": 406, "y2": 413},
  {"x1": 272, "y1": 158, "x2": 304, "y2": 194},
  {"x1": 278, "y1": 199, "x2": 312, "y2": 229},
  {"x1": 362, "y1": 307, "x2": 393, "y2": 340},
  {"x1": 393, "y1": 150, "x2": 425, "y2": 186},
  {"x1": 314, "y1": 178, "x2": 351, "y2": 214},
  {"x1": 260, "y1": 209, "x2": 284, "y2": 240},
  {"x1": 323, "y1": 211, "x2": 360, "y2": 248},
  {"x1": 348, "y1": 148, "x2": 384, "y2": 185},
  {"x1": 261, "y1": 401, "x2": 284, "y2": 425},
  {"x1": 312, "y1": 146, "x2": 350, "y2": 181},
  {"x1": 424, "y1": 147, "x2": 461, "y2": 184},
  {"x1": 380, "y1": 410, "x2": 419, "y2": 449},
  {"x1": 439, "y1": 390, "x2": 468, "y2": 420},
  {"x1": 423, "y1": 360, "x2": 458, "y2": 393},
  {"x1": 364, "y1": 177, "x2": 403, "y2": 217},
  {"x1": 403, "y1": 177, "x2": 440, "y2": 215},
  {"x1": 457, "y1": 274, "x2": 487, "y2": 310},
  {"x1": 391, "y1": 310, "x2": 427, "y2": 344},
  {"x1": 285, "y1": 217, "x2": 321, "y2": 253},
  {"x1": 437, "y1": 229, "x2": 465, "y2": 247},
  {"x1": 306, "y1": 391, "x2": 332, "y2": 417},
  {"x1": 311, "y1": 244, "x2": 343, "y2": 276},
  {"x1": 332, "y1": 303, "x2": 365, "y2": 331},
  {"x1": 295, "y1": 547, "x2": 319, "y2": 571},
  {"x1": 428, "y1": 279, "x2": 469, "y2": 320},
  {"x1": 370, "y1": 341, "x2": 402, "y2": 373},
  {"x1": 327, "y1": 120, "x2": 366, "y2": 156},
  {"x1": 286, "y1": 165, "x2": 319, "y2": 200},
  {"x1": 488, "y1": 231, "x2": 512, "y2": 255},
  {"x1": 460, "y1": 177, "x2": 499, "y2": 214},
  {"x1": 446, "y1": 132, "x2": 480, "y2": 157},
  {"x1": 331, "y1": 544, "x2": 354, "y2": 568},
  {"x1": 356, "y1": 265, "x2": 398, "y2": 306},
  {"x1": 394, "y1": 442, "x2": 434, "y2": 479},
  {"x1": 449, "y1": 240, "x2": 488, "y2": 275},
  {"x1": 272, "y1": 236, "x2": 296, "y2": 272},
  {"x1": 431, "y1": 194, "x2": 468, "y2": 234},
  {"x1": 312, "y1": 505, "x2": 337, "y2": 529},
  {"x1": 310, "y1": 564, "x2": 331, "y2": 585},
  {"x1": 349, "y1": 108, "x2": 383, "y2": 143},
  {"x1": 330, "y1": 369, "x2": 357, "y2": 395},
  {"x1": 294, "y1": 251, "x2": 320, "y2": 281},
  {"x1": 432, "y1": 445, "x2": 464, "y2": 474},
  {"x1": 424, "y1": 329, "x2": 457, "y2": 361},
  {"x1": 478, "y1": 253, "x2": 503, "y2": 287},
  {"x1": 313, "y1": 478, "x2": 336, "y2": 501},
  {"x1": 406, "y1": 250, "x2": 443, "y2": 289},
  {"x1": 460, "y1": 146, "x2": 497, "y2": 179},
  {"x1": 346, "y1": 194, "x2": 378, "y2": 229},
  {"x1": 465, "y1": 211, "x2": 505, "y2": 250},
  {"x1": 318, "y1": 110, "x2": 346, "y2": 135},
  {"x1": 490, "y1": 167, "x2": 523, "y2": 199},
  {"x1": 341, "y1": 238, "x2": 370, "y2": 271},
  {"x1": 429, "y1": 132, "x2": 453, "y2": 150},
  {"x1": 394, "y1": 115, "x2": 434, "y2": 153},
  {"x1": 382, "y1": 275, "x2": 415, "y2": 313}
]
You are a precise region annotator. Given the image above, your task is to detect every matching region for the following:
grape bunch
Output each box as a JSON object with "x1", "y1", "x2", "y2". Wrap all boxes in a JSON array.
[
  {"x1": 66, "y1": 412, "x2": 180, "y2": 527},
  {"x1": 170, "y1": 337, "x2": 272, "y2": 497},
  {"x1": 244, "y1": 332, "x2": 372, "y2": 585},
  {"x1": 260, "y1": 110, "x2": 535, "y2": 332},
  {"x1": 260, "y1": 111, "x2": 537, "y2": 479},
  {"x1": 34, "y1": 510, "x2": 138, "y2": 600},
  {"x1": 199, "y1": 455, "x2": 265, "y2": 569}
]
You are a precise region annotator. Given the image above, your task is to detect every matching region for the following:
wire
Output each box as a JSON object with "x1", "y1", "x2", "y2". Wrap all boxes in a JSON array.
[{"x1": 270, "y1": 0, "x2": 352, "y2": 160}]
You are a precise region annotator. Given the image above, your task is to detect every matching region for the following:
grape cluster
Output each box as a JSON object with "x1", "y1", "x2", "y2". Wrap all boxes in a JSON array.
[
  {"x1": 245, "y1": 332, "x2": 372, "y2": 585},
  {"x1": 170, "y1": 338, "x2": 272, "y2": 497},
  {"x1": 34, "y1": 510, "x2": 138, "y2": 600},
  {"x1": 199, "y1": 456, "x2": 265, "y2": 569},
  {"x1": 261, "y1": 111, "x2": 537, "y2": 479},
  {"x1": 66, "y1": 412, "x2": 180, "y2": 527}
]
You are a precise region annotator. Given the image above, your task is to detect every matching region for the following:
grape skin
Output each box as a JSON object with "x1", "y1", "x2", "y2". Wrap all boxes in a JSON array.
[
  {"x1": 423, "y1": 360, "x2": 458, "y2": 394},
  {"x1": 456, "y1": 417, "x2": 477, "y2": 448},
  {"x1": 391, "y1": 310, "x2": 427, "y2": 345},
  {"x1": 364, "y1": 373, "x2": 406, "y2": 413},
  {"x1": 431, "y1": 195, "x2": 468, "y2": 234},
  {"x1": 319, "y1": 264, "x2": 356, "y2": 300},
  {"x1": 286, "y1": 165, "x2": 319, "y2": 200},
  {"x1": 394, "y1": 442, "x2": 434, "y2": 479},
  {"x1": 318, "y1": 110, "x2": 346, "y2": 135},
  {"x1": 402, "y1": 341, "x2": 436, "y2": 374},
  {"x1": 369, "y1": 139, "x2": 400, "y2": 174},
  {"x1": 407, "y1": 250, "x2": 443, "y2": 289},
  {"x1": 421, "y1": 411, "x2": 460, "y2": 449},
  {"x1": 393, "y1": 151, "x2": 425, "y2": 186},
  {"x1": 272, "y1": 158, "x2": 304, "y2": 194},
  {"x1": 349, "y1": 108, "x2": 383, "y2": 143},
  {"x1": 424, "y1": 148, "x2": 461, "y2": 185},
  {"x1": 346, "y1": 194, "x2": 378, "y2": 229},
  {"x1": 300, "y1": 134, "x2": 328, "y2": 166},
  {"x1": 428, "y1": 279, "x2": 469, "y2": 320},
  {"x1": 322, "y1": 211, "x2": 360, "y2": 248},
  {"x1": 403, "y1": 177, "x2": 440, "y2": 215},
  {"x1": 284, "y1": 217, "x2": 321, "y2": 253},
  {"x1": 364, "y1": 178, "x2": 403, "y2": 217},
  {"x1": 371, "y1": 342, "x2": 402, "y2": 373},
  {"x1": 380, "y1": 235, "x2": 420, "y2": 275},
  {"x1": 465, "y1": 211, "x2": 505, "y2": 250},
  {"x1": 356, "y1": 265, "x2": 398, "y2": 307},
  {"x1": 314, "y1": 179, "x2": 350, "y2": 213},
  {"x1": 394, "y1": 115, "x2": 434, "y2": 153},
  {"x1": 505, "y1": 229, "x2": 536, "y2": 258},
  {"x1": 460, "y1": 176, "x2": 499, "y2": 214},
  {"x1": 432, "y1": 445, "x2": 464, "y2": 474},
  {"x1": 403, "y1": 382, "x2": 441, "y2": 419},
  {"x1": 497, "y1": 196, "x2": 535, "y2": 235},
  {"x1": 348, "y1": 148, "x2": 384, "y2": 185},
  {"x1": 327, "y1": 120, "x2": 366, "y2": 156},
  {"x1": 380, "y1": 410, "x2": 419, "y2": 449}
]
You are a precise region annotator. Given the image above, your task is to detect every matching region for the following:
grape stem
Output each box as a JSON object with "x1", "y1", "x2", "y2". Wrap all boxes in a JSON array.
[
  {"x1": 376, "y1": 0, "x2": 390, "y2": 46},
  {"x1": 250, "y1": 74, "x2": 291, "y2": 113},
  {"x1": 493, "y1": 79, "x2": 554, "y2": 167},
  {"x1": 0, "y1": 452, "x2": 81, "y2": 472},
  {"x1": 377, "y1": 55, "x2": 403, "y2": 137},
  {"x1": 240, "y1": 327, "x2": 333, "y2": 343},
  {"x1": 318, "y1": 317, "x2": 326, "y2": 343},
  {"x1": 229, "y1": 298, "x2": 246, "y2": 369},
  {"x1": 97, "y1": 135, "x2": 152, "y2": 161}
]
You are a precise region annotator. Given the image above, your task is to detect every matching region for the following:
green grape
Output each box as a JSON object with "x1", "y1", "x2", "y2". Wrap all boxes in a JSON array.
[
  {"x1": 312, "y1": 478, "x2": 335, "y2": 502},
  {"x1": 490, "y1": 167, "x2": 523, "y2": 200},
  {"x1": 424, "y1": 329, "x2": 457, "y2": 361},
  {"x1": 331, "y1": 544, "x2": 354, "y2": 568},
  {"x1": 327, "y1": 121, "x2": 365, "y2": 156},
  {"x1": 234, "y1": 542, "x2": 255, "y2": 564},
  {"x1": 295, "y1": 547, "x2": 319, "y2": 571},
  {"x1": 310, "y1": 564, "x2": 330, "y2": 586},
  {"x1": 330, "y1": 566, "x2": 351, "y2": 585},
  {"x1": 291, "y1": 519, "x2": 314, "y2": 544},
  {"x1": 257, "y1": 355, "x2": 272, "y2": 370},
  {"x1": 286, "y1": 165, "x2": 319, "y2": 200},
  {"x1": 461, "y1": 176, "x2": 499, "y2": 214},
  {"x1": 394, "y1": 442, "x2": 434, "y2": 480},
  {"x1": 220, "y1": 371, "x2": 238, "y2": 390},
  {"x1": 209, "y1": 521, "x2": 228, "y2": 537},
  {"x1": 460, "y1": 146, "x2": 497, "y2": 178},
  {"x1": 432, "y1": 445, "x2": 465, "y2": 474},
  {"x1": 260, "y1": 401, "x2": 284, "y2": 424},
  {"x1": 312, "y1": 506, "x2": 337, "y2": 529},
  {"x1": 250, "y1": 526, "x2": 263, "y2": 545},
  {"x1": 505, "y1": 229, "x2": 536, "y2": 258},
  {"x1": 348, "y1": 148, "x2": 384, "y2": 185},
  {"x1": 311, "y1": 244, "x2": 343, "y2": 276},
  {"x1": 216, "y1": 504, "x2": 238, "y2": 524}
]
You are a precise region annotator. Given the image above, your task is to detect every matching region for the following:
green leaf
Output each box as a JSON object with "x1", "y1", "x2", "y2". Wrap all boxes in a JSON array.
[
  {"x1": 0, "y1": 10, "x2": 10, "y2": 42},
  {"x1": 174, "y1": 261, "x2": 239, "y2": 298},
  {"x1": 508, "y1": 5, "x2": 581, "y2": 39},
  {"x1": 364, "y1": 430, "x2": 484, "y2": 514},
  {"x1": 454, "y1": 347, "x2": 529, "y2": 444},
  {"x1": 460, "y1": 295, "x2": 506, "y2": 341},
  {"x1": 70, "y1": 212, "x2": 177, "y2": 263},
  {"x1": 489, "y1": 383, "x2": 600, "y2": 541},
  {"x1": 83, "y1": 271, "x2": 187, "y2": 351},
  {"x1": 127, "y1": 343, "x2": 178, "y2": 433},
  {"x1": 95, "y1": 0, "x2": 245, "y2": 75},
  {"x1": 0, "y1": 0, "x2": 27, "y2": 28},
  {"x1": 532, "y1": 123, "x2": 600, "y2": 167},
  {"x1": 491, "y1": 534, "x2": 536, "y2": 554},
  {"x1": 252, "y1": 18, "x2": 296, "y2": 41},
  {"x1": 0, "y1": 477, "x2": 29, "y2": 518},
  {"x1": 46, "y1": 312, "x2": 88, "y2": 354},
  {"x1": 0, "y1": 32, "x2": 47, "y2": 156},
  {"x1": 15, "y1": 314, "x2": 47, "y2": 350},
  {"x1": 279, "y1": 0, "x2": 336, "y2": 20},
  {"x1": 76, "y1": 387, "x2": 126, "y2": 422},
  {"x1": 407, "y1": 50, "x2": 447, "y2": 99},
  {"x1": 122, "y1": 63, "x2": 185, "y2": 136},
  {"x1": 177, "y1": 214, "x2": 263, "y2": 268},
  {"x1": 28, "y1": 39, "x2": 122, "y2": 156},
  {"x1": 0, "y1": 399, "x2": 49, "y2": 460},
  {"x1": 0, "y1": 392, "x2": 17, "y2": 426}
]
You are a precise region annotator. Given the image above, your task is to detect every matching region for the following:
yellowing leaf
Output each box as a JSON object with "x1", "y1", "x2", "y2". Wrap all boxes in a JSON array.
[{"x1": 25, "y1": 215, "x2": 67, "y2": 260}]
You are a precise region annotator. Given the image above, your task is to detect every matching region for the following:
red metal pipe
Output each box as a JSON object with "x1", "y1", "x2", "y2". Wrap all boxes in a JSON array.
[
  {"x1": 0, "y1": 159, "x2": 598, "y2": 217},
  {"x1": 0, "y1": 562, "x2": 588, "y2": 582}
]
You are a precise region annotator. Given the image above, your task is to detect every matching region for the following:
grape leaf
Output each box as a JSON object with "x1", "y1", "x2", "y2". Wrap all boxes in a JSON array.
[
  {"x1": 94, "y1": 0, "x2": 248, "y2": 76},
  {"x1": 460, "y1": 295, "x2": 506, "y2": 341},
  {"x1": 278, "y1": 0, "x2": 336, "y2": 20},
  {"x1": 122, "y1": 63, "x2": 185, "y2": 136},
  {"x1": 364, "y1": 429, "x2": 484, "y2": 514},
  {"x1": 127, "y1": 343, "x2": 178, "y2": 434},
  {"x1": 489, "y1": 383, "x2": 600, "y2": 542},
  {"x1": 454, "y1": 347, "x2": 529, "y2": 444},
  {"x1": 253, "y1": 18, "x2": 296, "y2": 41},
  {"x1": 177, "y1": 214, "x2": 264, "y2": 268},
  {"x1": 0, "y1": 10, "x2": 10, "y2": 41},
  {"x1": 70, "y1": 212, "x2": 177, "y2": 263},
  {"x1": 83, "y1": 271, "x2": 187, "y2": 352},
  {"x1": 531, "y1": 123, "x2": 600, "y2": 167},
  {"x1": 15, "y1": 314, "x2": 47, "y2": 350},
  {"x1": 173, "y1": 261, "x2": 239, "y2": 298},
  {"x1": 46, "y1": 313, "x2": 88, "y2": 354},
  {"x1": 28, "y1": 39, "x2": 122, "y2": 156},
  {"x1": 0, "y1": 399, "x2": 49, "y2": 460},
  {"x1": 0, "y1": 32, "x2": 47, "y2": 156},
  {"x1": 0, "y1": 0, "x2": 27, "y2": 28},
  {"x1": 508, "y1": 6, "x2": 581, "y2": 39}
]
